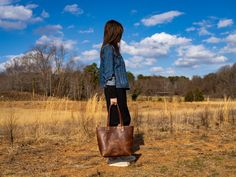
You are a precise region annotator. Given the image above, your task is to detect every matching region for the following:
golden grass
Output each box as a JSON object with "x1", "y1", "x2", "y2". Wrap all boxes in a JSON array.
[
  {"x1": 0, "y1": 94, "x2": 236, "y2": 176},
  {"x1": 0, "y1": 94, "x2": 235, "y2": 145}
]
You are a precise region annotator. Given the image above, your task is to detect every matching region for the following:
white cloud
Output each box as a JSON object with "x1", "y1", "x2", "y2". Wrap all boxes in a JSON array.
[
  {"x1": 79, "y1": 27, "x2": 94, "y2": 34},
  {"x1": 63, "y1": 4, "x2": 84, "y2": 15},
  {"x1": 150, "y1": 66, "x2": 175, "y2": 75},
  {"x1": 193, "y1": 19, "x2": 212, "y2": 28},
  {"x1": 0, "y1": 53, "x2": 24, "y2": 71},
  {"x1": 124, "y1": 56, "x2": 156, "y2": 69},
  {"x1": 73, "y1": 49, "x2": 99, "y2": 62},
  {"x1": 121, "y1": 32, "x2": 191, "y2": 58},
  {"x1": 0, "y1": 3, "x2": 43, "y2": 30},
  {"x1": 217, "y1": 19, "x2": 233, "y2": 28},
  {"x1": 29, "y1": 17, "x2": 43, "y2": 23},
  {"x1": 134, "y1": 22, "x2": 140, "y2": 26},
  {"x1": 132, "y1": 33, "x2": 139, "y2": 37},
  {"x1": 220, "y1": 33, "x2": 236, "y2": 54},
  {"x1": 81, "y1": 50, "x2": 99, "y2": 60},
  {"x1": 225, "y1": 33, "x2": 236, "y2": 44},
  {"x1": 141, "y1": 10, "x2": 183, "y2": 26},
  {"x1": 150, "y1": 66, "x2": 163, "y2": 72},
  {"x1": 191, "y1": 19, "x2": 214, "y2": 36},
  {"x1": 67, "y1": 25, "x2": 75, "y2": 29},
  {"x1": 221, "y1": 46, "x2": 236, "y2": 54},
  {"x1": 198, "y1": 27, "x2": 212, "y2": 36},
  {"x1": 0, "y1": 63, "x2": 5, "y2": 71},
  {"x1": 203, "y1": 36, "x2": 221, "y2": 43},
  {"x1": 0, "y1": 19, "x2": 26, "y2": 29},
  {"x1": 81, "y1": 40, "x2": 90, "y2": 44},
  {"x1": 88, "y1": 31, "x2": 229, "y2": 74},
  {"x1": 185, "y1": 27, "x2": 196, "y2": 32},
  {"x1": 34, "y1": 24, "x2": 63, "y2": 35},
  {"x1": 92, "y1": 43, "x2": 102, "y2": 49},
  {"x1": 0, "y1": 5, "x2": 32, "y2": 20},
  {"x1": 165, "y1": 67, "x2": 175, "y2": 75},
  {"x1": 175, "y1": 45, "x2": 228, "y2": 68},
  {"x1": 36, "y1": 35, "x2": 77, "y2": 51},
  {"x1": 41, "y1": 10, "x2": 49, "y2": 18},
  {"x1": 25, "y1": 3, "x2": 38, "y2": 9},
  {"x1": 0, "y1": 0, "x2": 17, "y2": 5}
]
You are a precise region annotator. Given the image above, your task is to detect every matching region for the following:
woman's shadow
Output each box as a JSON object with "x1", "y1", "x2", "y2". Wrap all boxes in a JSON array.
[{"x1": 132, "y1": 131, "x2": 144, "y2": 162}]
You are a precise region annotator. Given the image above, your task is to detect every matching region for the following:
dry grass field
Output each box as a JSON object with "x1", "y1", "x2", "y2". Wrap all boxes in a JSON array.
[{"x1": 0, "y1": 94, "x2": 236, "y2": 177}]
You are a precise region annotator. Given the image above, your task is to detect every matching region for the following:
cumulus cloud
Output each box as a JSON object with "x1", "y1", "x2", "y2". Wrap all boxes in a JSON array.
[
  {"x1": 217, "y1": 19, "x2": 233, "y2": 28},
  {"x1": 134, "y1": 22, "x2": 140, "y2": 26},
  {"x1": 121, "y1": 32, "x2": 191, "y2": 58},
  {"x1": 0, "y1": 2, "x2": 43, "y2": 30},
  {"x1": 203, "y1": 36, "x2": 221, "y2": 43},
  {"x1": 185, "y1": 27, "x2": 196, "y2": 32},
  {"x1": 63, "y1": 4, "x2": 84, "y2": 15},
  {"x1": 88, "y1": 33, "x2": 190, "y2": 73},
  {"x1": 175, "y1": 45, "x2": 228, "y2": 68},
  {"x1": 0, "y1": 63, "x2": 5, "y2": 71},
  {"x1": 36, "y1": 35, "x2": 77, "y2": 51},
  {"x1": 78, "y1": 27, "x2": 94, "y2": 34},
  {"x1": 81, "y1": 50, "x2": 99, "y2": 60},
  {"x1": 81, "y1": 40, "x2": 90, "y2": 44},
  {"x1": 67, "y1": 25, "x2": 75, "y2": 29},
  {"x1": 0, "y1": 0, "x2": 18, "y2": 5},
  {"x1": 0, "y1": 5, "x2": 32, "y2": 20},
  {"x1": 150, "y1": 66, "x2": 175, "y2": 75},
  {"x1": 124, "y1": 56, "x2": 156, "y2": 69},
  {"x1": 221, "y1": 46, "x2": 236, "y2": 54},
  {"x1": 25, "y1": 3, "x2": 38, "y2": 9},
  {"x1": 41, "y1": 10, "x2": 49, "y2": 18},
  {"x1": 92, "y1": 43, "x2": 102, "y2": 49},
  {"x1": 141, "y1": 10, "x2": 183, "y2": 26},
  {"x1": 225, "y1": 33, "x2": 236, "y2": 44},
  {"x1": 150, "y1": 66, "x2": 163, "y2": 72},
  {"x1": 198, "y1": 27, "x2": 213, "y2": 36},
  {"x1": 221, "y1": 33, "x2": 236, "y2": 54},
  {"x1": 187, "y1": 19, "x2": 214, "y2": 36},
  {"x1": 34, "y1": 24, "x2": 63, "y2": 35},
  {"x1": 84, "y1": 30, "x2": 229, "y2": 74},
  {"x1": 73, "y1": 49, "x2": 99, "y2": 62},
  {"x1": 0, "y1": 53, "x2": 24, "y2": 71},
  {"x1": 0, "y1": 19, "x2": 26, "y2": 29}
]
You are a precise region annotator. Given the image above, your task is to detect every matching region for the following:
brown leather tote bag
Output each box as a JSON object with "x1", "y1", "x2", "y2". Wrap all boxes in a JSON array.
[{"x1": 96, "y1": 104, "x2": 134, "y2": 157}]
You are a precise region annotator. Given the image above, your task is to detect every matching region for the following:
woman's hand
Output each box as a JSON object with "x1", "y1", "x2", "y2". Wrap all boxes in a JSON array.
[{"x1": 110, "y1": 98, "x2": 117, "y2": 105}]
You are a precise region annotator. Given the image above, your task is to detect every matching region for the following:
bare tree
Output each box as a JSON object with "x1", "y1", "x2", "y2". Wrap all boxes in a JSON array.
[{"x1": 32, "y1": 44, "x2": 55, "y2": 96}]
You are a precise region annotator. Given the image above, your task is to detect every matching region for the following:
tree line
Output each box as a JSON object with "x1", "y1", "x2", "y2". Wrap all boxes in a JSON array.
[{"x1": 0, "y1": 44, "x2": 235, "y2": 100}]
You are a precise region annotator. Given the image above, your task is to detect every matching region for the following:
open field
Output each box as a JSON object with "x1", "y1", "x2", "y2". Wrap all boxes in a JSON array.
[{"x1": 0, "y1": 95, "x2": 236, "y2": 177}]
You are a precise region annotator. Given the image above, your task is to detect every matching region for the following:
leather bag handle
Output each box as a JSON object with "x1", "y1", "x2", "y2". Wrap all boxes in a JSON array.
[{"x1": 107, "y1": 103, "x2": 123, "y2": 127}]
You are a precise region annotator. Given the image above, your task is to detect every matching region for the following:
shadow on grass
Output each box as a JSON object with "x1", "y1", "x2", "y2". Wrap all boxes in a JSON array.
[{"x1": 132, "y1": 132, "x2": 144, "y2": 162}]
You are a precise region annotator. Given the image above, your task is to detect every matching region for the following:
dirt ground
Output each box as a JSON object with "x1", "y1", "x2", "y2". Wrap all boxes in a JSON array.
[
  {"x1": 0, "y1": 97, "x2": 236, "y2": 177},
  {"x1": 0, "y1": 128, "x2": 236, "y2": 177}
]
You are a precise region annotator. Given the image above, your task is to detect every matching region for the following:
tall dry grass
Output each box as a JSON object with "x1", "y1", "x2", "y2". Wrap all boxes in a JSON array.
[
  {"x1": 0, "y1": 94, "x2": 105, "y2": 146},
  {"x1": 0, "y1": 94, "x2": 235, "y2": 146}
]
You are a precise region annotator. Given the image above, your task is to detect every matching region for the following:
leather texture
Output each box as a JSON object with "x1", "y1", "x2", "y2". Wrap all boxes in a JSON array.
[{"x1": 96, "y1": 104, "x2": 134, "y2": 157}]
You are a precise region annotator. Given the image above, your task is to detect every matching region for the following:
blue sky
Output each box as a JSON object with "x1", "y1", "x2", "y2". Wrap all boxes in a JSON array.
[{"x1": 0, "y1": 0, "x2": 236, "y2": 78}]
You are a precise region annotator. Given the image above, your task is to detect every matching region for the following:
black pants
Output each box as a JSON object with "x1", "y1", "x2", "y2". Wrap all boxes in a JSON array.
[{"x1": 104, "y1": 87, "x2": 131, "y2": 126}]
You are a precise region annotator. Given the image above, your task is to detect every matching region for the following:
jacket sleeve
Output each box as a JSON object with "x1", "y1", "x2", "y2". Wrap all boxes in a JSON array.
[
  {"x1": 102, "y1": 45, "x2": 115, "y2": 82},
  {"x1": 105, "y1": 85, "x2": 117, "y2": 98}
]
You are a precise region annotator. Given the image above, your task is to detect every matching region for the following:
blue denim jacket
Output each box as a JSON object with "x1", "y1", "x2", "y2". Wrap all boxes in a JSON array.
[{"x1": 99, "y1": 44, "x2": 130, "y2": 89}]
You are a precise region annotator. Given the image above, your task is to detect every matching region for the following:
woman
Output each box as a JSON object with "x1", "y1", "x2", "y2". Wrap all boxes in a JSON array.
[{"x1": 99, "y1": 20, "x2": 136, "y2": 167}]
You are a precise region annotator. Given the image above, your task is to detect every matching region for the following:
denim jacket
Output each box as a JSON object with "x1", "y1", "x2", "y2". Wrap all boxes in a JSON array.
[{"x1": 99, "y1": 44, "x2": 130, "y2": 90}]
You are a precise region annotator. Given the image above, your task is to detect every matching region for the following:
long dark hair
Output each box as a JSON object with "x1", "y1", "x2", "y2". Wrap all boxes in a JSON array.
[{"x1": 100, "y1": 20, "x2": 123, "y2": 57}]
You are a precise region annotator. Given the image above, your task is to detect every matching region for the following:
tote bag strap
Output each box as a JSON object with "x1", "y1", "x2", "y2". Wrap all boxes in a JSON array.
[{"x1": 107, "y1": 104, "x2": 124, "y2": 127}]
